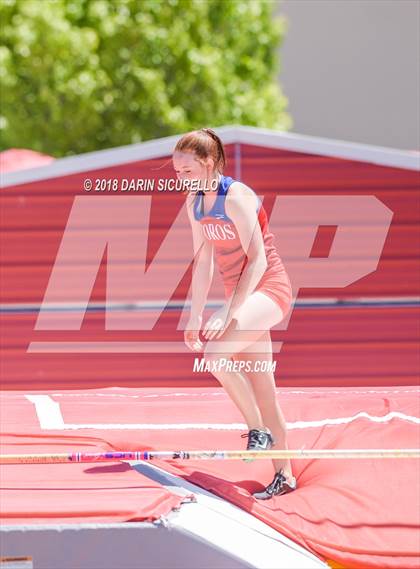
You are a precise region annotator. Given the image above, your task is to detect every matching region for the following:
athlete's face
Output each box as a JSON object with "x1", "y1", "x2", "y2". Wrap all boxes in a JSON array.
[{"x1": 172, "y1": 151, "x2": 214, "y2": 191}]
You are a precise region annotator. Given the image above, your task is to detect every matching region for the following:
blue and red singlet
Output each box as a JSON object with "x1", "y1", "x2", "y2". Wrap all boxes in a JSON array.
[{"x1": 193, "y1": 175, "x2": 293, "y2": 316}]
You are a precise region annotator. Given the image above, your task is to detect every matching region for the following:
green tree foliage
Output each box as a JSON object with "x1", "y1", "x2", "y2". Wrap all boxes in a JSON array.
[{"x1": 0, "y1": 0, "x2": 291, "y2": 156}]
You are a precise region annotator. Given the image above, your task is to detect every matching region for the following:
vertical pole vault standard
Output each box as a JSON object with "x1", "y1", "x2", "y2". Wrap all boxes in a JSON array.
[{"x1": 0, "y1": 449, "x2": 419, "y2": 464}]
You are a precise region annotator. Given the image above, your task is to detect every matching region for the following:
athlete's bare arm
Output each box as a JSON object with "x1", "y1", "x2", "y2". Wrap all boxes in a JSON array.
[{"x1": 186, "y1": 192, "x2": 214, "y2": 321}]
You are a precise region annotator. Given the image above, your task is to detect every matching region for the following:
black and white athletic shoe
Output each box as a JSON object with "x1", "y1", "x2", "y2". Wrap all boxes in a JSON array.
[
  {"x1": 252, "y1": 469, "x2": 297, "y2": 500},
  {"x1": 241, "y1": 428, "x2": 274, "y2": 461}
]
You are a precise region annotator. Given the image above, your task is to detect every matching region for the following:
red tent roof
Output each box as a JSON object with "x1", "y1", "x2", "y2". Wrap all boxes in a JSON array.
[{"x1": 0, "y1": 148, "x2": 55, "y2": 173}]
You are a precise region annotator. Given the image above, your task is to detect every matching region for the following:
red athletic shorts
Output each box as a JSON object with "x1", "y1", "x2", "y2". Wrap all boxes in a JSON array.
[{"x1": 225, "y1": 271, "x2": 293, "y2": 317}]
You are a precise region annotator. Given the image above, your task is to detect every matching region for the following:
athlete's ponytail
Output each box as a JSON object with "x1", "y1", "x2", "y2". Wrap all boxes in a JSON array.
[
  {"x1": 200, "y1": 128, "x2": 226, "y2": 172},
  {"x1": 174, "y1": 128, "x2": 226, "y2": 173}
]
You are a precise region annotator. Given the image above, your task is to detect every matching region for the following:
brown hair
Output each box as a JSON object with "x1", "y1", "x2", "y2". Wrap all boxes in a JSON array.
[{"x1": 174, "y1": 128, "x2": 226, "y2": 173}]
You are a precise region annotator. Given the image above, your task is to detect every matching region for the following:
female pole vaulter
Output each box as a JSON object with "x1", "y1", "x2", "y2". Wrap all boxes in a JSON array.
[{"x1": 173, "y1": 128, "x2": 297, "y2": 499}]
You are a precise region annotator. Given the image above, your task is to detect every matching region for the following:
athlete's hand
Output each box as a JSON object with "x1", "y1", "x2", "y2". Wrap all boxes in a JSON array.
[
  {"x1": 184, "y1": 316, "x2": 204, "y2": 352},
  {"x1": 203, "y1": 304, "x2": 233, "y2": 341}
]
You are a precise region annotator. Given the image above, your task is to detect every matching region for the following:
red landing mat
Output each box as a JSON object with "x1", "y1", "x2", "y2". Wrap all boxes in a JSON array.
[{"x1": 1, "y1": 386, "x2": 419, "y2": 568}]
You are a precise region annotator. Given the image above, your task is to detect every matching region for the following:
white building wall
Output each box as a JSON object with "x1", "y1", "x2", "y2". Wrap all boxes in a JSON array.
[{"x1": 276, "y1": 0, "x2": 419, "y2": 150}]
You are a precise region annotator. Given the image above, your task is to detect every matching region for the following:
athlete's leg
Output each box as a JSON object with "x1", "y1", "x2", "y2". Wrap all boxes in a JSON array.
[
  {"x1": 203, "y1": 291, "x2": 284, "y2": 432},
  {"x1": 203, "y1": 316, "x2": 265, "y2": 430},
  {"x1": 232, "y1": 330, "x2": 294, "y2": 481}
]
